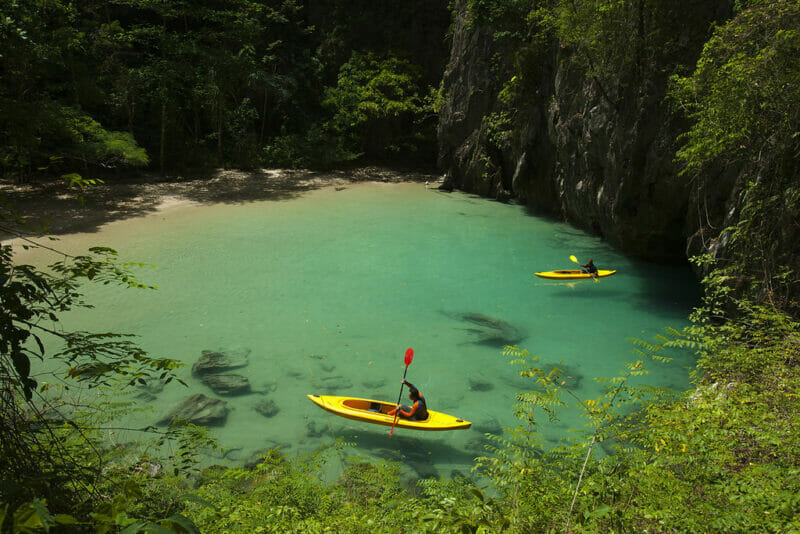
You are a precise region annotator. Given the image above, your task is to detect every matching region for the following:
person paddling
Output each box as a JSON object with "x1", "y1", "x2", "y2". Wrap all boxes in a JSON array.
[
  {"x1": 387, "y1": 379, "x2": 428, "y2": 421},
  {"x1": 581, "y1": 258, "x2": 598, "y2": 277}
]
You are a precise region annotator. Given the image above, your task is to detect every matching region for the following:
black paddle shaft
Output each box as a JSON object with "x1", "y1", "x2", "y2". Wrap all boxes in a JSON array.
[
  {"x1": 390, "y1": 365, "x2": 410, "y2": 436},
  {"x1": 395, "y1": 366, "x2": 409, "y2": 408}
]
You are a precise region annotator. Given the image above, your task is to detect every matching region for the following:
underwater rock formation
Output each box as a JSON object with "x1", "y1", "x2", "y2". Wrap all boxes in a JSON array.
[
  {"x1": 468, "y1": 378, "x2": 494, "y2": 391},
  {"x1": 311, "y1": 375, "x2": 353, "y2": 392},
  {"x1": 254, "y1": 399, "x2": 279, "y2": 418},
  {"x1": 458, "y1": 312, "x2": 526, "y2": 346},
  {"x1": 201, "y1": 373, "x2": 251, "y2": 396},
  {"x1": 157, "y1": 393, "x2": 229, "y2": 426},
  {"x1": 192, "y1": 348, "x2": 250, "y2": 375}
]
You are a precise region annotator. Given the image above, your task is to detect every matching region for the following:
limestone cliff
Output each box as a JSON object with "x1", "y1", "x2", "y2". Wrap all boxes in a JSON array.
[{"x1": 438, "y1": 0, "x2": 732, "y2": 262}]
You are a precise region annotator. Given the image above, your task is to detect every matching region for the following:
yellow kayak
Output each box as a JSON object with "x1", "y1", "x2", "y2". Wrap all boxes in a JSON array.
[
  {"x1": 307, "y1": 394, "x2": 471, "y2": 431},
  {"x1": 534, "y1": 269, "x2": 617, "y2": 280}
]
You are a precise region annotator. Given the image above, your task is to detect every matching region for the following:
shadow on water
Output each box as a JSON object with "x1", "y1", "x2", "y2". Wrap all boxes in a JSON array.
[
  {"x1": 0, "y1": 167, "x2": 437, "y2": 238},
  {"x1": 543, "y1": 262, "x2": 700, "y2": 319},
  {"x1": 325, "y1": 425, "x2": 479, "y2": 479},
  {"x1": 545, "y1": 287, "x2": 629, "y2": 300},
  {"x1": 439, "y1": 310, "x2": 528, "y2": 348}
]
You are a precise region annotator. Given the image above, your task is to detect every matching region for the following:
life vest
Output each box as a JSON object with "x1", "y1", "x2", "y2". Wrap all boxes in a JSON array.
[{"x1": 413, "y1": 396, "x2": 429, "y2": 421}]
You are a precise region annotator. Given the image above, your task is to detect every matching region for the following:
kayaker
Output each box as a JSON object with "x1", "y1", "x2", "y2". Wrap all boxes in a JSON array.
[
  {"x1": 581, "y1": 259, "x2": 598, "y2": 276},
  {"x1": 387, "y1": 379, "x2": 429, "y2": 421}
]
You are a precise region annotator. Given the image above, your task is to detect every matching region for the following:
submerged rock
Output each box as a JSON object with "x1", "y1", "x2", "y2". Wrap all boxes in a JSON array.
[
  {"x1": 408, "y1": 460, "x2": 439, "y2": 480},
  {"x1": 465, "y1": 435, "x2": 492, "y2": 454},
  {"x1": 311, "y1": 375, "x2": 353, "y2": 392},
  {"x1": 192, "y1": 348, "x2": 250, "y2": 376},
  {"x1": 457, "y1": 312, "x2": 526, "y2": 347},
  {"x1": 135, "y1": 377, "x2": 167, "y2": 401},
  {"x1": 473, "y1": 416, "x2": 502, "y2": 435},
  {"x1": 157, "y1": 393, "x2": 229, "y2": 426},
  {"x1": 468, "y1": 378, "x2": 494, "y2": 391},
  {"x1": 201, "y1": 373, "x2": 251, "y2": 396},
  {"x1": 306, "y1": 420, "x2": 327, "y2": 438},
  {"x1": 255, "y1": 399, "x2": 279, "y2": 418},
  {"x1": 539, "y1": 363, "x2": 583, "y2": 390},
  {"x1": 244, "y1": 444, "x2": 286, "y2": 469},
  {"x1": 363, "y1": 379, "x2": 386, "y2": 389}
]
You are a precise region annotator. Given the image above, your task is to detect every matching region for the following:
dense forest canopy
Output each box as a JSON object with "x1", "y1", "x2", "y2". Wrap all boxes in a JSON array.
[
  {"x1": 0, "y1": 0, "x2": 450, "y2": 178},
  {"x1": 2, "y1": 0, "x2": 800, "y2": 532}
]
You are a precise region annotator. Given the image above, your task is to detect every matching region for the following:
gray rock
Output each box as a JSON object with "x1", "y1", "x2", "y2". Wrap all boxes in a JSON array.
[
  {"x1": 468, "y1": 378, "x2": 493, "y2": 391},
  {"x1": 139, "y1": 377, "x2": 166, "y2": 395},
  {"x1": 473, "y1": 416, "x2": 502, "y2": 435},
  {"x1": 135, "y1": 392, "x2": 157, "y2": 403},
  {"x1": 135, "y1": 377, "x2": 167, "y2": 401},
  {"x1": 539, "y1": 363, "x2": 583, "y2": 390},
  {"x1": 465, "y1": 436, "x2": 492, "y2": 453},
  {"x1": 306, "y1": 420, "x2": 327, "y2": 438},
  {"x1": 311, "y1": 375, "x2": 353, "y2": 392},
  {"x1": 157, "y1": 393, "x2": 229, "y2": 426},
  {"x1": 244, "y1": 444, "x2": 286, "y2": 469},
  {"x1": 192, "y1": 349, "x2": 250, "y2": 376},
  {"x1": 254, "y1": 399, "x2": 279, "y2": 418},
  {"x1": 201, "y1": 373, "x2": 251, "y2": 396},
  {"x1": 459, "y1": 312, "x2": 526, "y2": 347}
]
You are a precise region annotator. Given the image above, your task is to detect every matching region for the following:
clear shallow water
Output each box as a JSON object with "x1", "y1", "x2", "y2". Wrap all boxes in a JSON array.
[{"x1": 18, "y1": 182, "x2": 700, "y2": 480}]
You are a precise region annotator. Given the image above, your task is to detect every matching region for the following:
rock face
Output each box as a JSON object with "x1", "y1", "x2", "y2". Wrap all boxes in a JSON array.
[
  {"x1": 437, "y1": 0, "x2": 732, "y2": 261},
  {"x1": 192, "y1": 349, "x2": 250, "y2": 376},
  {"x1": 157, "y1": 394, "x2": 229, "y2": 426}
]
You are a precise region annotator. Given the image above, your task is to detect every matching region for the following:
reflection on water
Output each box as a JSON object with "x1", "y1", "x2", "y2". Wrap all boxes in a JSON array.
[{"x1": 18, "y1": 182, "x2": 700, "y2": 479}]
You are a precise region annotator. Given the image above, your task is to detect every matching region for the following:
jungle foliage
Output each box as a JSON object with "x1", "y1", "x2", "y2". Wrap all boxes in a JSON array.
[
  {"x1": 2, "y1": 0, "x2": 800, "y2": 532},
  {"x1": 0, "y1": 0, "x2": 449, "y2": 180},
  {"x1": 670, "y1": 0, "x2": 800, "y2": 315}
]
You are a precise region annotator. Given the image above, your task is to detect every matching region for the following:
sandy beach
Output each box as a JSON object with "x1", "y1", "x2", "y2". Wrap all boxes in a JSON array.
[{"x1": 0, "y1": 167, "x2": 439, "y2": 240}]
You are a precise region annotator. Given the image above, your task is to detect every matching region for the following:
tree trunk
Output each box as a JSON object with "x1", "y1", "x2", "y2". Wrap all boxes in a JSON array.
[
  {"x1": 160, "y1": 98, "x2": 167, "y2": 176},
  {"x1": 218, "y1": 91, "x2": 225, "y2": 169},
  {"x1": 260, "y1": 87, "x2": 269, "y2": 146}
]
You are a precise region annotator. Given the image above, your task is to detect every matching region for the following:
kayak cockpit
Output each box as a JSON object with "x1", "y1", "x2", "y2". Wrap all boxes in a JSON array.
[{"x1": 343, "y1": 398, "x2": 388, "y2": 413}]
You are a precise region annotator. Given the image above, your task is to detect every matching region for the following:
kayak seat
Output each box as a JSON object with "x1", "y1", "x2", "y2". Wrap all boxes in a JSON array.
[{"x1": 369, "y1": 402, "x2": 382, "y2": 413}]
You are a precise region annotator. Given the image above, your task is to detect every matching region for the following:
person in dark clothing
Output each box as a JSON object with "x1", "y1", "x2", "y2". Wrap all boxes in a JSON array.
[
  {"x1": 387, "y1": 379, "x2": 429, "y2": 421},
  {"x1": 581, "y1": 259, "x2": 598, "y2": 276}
]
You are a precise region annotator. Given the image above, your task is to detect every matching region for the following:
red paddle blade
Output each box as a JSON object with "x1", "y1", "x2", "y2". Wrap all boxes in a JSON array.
[{"x1": 404, "y1": 347, "x2": 414, "y2": 366}]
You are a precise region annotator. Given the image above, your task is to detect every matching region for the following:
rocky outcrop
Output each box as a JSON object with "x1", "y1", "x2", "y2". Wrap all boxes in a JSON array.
[
  {"x1": 438, "y1": 0, "x2": 732, "y2": 261},
  {"x1": 437, "y1": 0, "x2": 508, "y2": 200}
]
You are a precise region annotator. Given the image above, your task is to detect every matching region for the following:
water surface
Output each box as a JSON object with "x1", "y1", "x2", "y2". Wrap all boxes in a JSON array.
[{"x1": 18, "y1": 182, "x2": 700, "y2": 479}]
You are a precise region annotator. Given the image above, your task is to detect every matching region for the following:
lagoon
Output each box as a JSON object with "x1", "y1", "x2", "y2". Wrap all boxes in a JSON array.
[{"x1": 16, "y1": 180, "x2": 700, "y2": 480}]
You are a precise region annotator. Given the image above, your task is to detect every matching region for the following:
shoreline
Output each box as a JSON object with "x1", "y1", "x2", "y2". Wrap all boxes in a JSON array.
[{"x1": 0, "y1": 167, "x2": 441, "y2": 240}]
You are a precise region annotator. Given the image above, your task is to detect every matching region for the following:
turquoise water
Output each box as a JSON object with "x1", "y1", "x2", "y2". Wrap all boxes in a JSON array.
[{"x1": 19, "y1": 181, "x2": 700, "y2": 479}]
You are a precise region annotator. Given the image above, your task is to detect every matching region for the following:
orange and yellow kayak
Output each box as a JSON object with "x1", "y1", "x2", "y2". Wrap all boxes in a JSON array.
[
  {"x1": 534, "y1": 269, "x2": 617, "y2": 280},
  {"x1": 307, "y1": 394, "x2": 471, "y2": 431}
]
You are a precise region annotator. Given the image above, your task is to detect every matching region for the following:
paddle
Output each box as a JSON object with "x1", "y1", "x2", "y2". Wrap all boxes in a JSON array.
[
  {"x1": 389, "y1": 348, "x2": 415, "y2": 437},
  {"x1": 570, "y1": 254, "x2": 599, "y2": 283}
]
